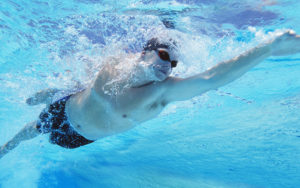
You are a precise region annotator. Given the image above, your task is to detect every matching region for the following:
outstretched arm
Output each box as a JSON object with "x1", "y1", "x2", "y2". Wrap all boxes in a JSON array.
[{"x1": 165, "y1": 30, "x2": 300, "y2": 102}]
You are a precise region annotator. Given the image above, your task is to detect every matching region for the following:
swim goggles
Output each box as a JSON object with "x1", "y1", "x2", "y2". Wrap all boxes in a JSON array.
[{"x1": 156, "y1": 49, "x2": 178, "y2": 68}]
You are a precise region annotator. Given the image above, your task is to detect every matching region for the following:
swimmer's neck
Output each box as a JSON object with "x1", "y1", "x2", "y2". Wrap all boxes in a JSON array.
[{"x1": 131, "y1": 81, "x2": 155, "y2": 88}]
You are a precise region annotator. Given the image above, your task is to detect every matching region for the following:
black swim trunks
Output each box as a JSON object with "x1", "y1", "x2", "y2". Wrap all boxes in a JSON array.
[{"x1": 36, "y1": 95, "x2": 94, "y2": 149}]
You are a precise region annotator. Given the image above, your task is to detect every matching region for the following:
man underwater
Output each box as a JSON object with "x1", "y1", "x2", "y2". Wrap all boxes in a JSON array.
[{"x1": 1, "y1": 30, "x2": 300, "y2": 158}]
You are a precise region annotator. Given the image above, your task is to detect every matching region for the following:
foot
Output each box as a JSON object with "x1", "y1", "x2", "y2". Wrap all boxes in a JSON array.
[{"x1": 26, "y1": 88, "x2": 59, "y2": 105}]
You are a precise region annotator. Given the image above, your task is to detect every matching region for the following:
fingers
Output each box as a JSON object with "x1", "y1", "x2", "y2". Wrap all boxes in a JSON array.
[
  {"x1": 282, "y1": 29, "x2": 299, "y2": 38},
  {"x1": 287, "y1": 29, "x2": 296, "y2": 35},
  {"x1": 287, "y1": 30, "x2": 300, "y2": 38}
]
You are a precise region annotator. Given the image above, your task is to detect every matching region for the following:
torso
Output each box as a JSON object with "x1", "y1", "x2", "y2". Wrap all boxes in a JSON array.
[{"x1": 66, "y1": 76, "x2": 170, "y2": 140}]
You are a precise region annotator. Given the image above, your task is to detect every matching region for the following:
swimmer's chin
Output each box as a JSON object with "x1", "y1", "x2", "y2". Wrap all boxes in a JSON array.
[{"x1": 154, "y1": 69, "x2": 169, "y2": 81}]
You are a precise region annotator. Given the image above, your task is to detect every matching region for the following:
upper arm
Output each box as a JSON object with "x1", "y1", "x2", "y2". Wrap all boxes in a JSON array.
[{"x1": 163, "y1": 75, "x2": 214, "y2": 102}]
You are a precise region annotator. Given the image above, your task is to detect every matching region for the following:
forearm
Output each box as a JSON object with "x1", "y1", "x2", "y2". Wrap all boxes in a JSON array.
[{"x1": 203, "y1": 44, "x2": 272, "y2": 89}]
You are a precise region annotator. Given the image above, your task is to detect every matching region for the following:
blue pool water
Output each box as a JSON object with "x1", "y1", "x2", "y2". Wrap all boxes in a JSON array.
[{"x1": 1, "y1": 0, "x2": 300, "y2": 187}]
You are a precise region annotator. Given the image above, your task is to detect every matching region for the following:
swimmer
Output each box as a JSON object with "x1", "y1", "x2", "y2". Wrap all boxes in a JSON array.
[{"x1": 1, "y1": 30, "x2": 300, "y2": 158}]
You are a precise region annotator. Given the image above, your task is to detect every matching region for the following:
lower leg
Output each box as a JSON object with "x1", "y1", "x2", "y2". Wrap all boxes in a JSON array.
[{"x1": 0, "y1": 121, "x2": 40, "y2": 159}]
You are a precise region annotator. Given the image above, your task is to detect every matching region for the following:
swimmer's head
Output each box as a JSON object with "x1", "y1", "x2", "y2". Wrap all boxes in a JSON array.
[{"x1": 141, "y1": 38, "x2": 178, "y2": 81}]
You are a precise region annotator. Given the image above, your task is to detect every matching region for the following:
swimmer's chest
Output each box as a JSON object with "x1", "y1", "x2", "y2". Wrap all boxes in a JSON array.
[
  {"x1": 112, "y1": 83, "x2": 169, "y2": 122},
  {"x1": 116, "y1": 95, "x2": 168, "y2": 122},
  {"x1": 68, "y1": 83, "x2": 169, "y2": 138}
]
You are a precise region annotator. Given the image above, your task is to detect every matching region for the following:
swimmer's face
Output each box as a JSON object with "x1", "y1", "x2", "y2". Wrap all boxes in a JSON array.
[{"x1": 141, "y1": 48, "x2": 178, "y2": 81}]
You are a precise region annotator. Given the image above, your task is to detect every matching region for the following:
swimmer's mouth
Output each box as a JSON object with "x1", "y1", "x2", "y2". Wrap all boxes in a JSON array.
[{"x1": 158, "y1": 69, "x2": 167, "y2": 75}]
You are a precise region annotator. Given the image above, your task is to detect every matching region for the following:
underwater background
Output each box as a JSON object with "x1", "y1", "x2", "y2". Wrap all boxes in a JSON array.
[{"x1": 1, "y1": 0, "x2": 300, "y2": 187}]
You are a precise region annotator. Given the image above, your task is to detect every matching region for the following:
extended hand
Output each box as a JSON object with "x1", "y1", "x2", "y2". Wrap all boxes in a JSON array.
[{"x1": 271, "y1": 30, "x2": 300, "y2": 56}]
